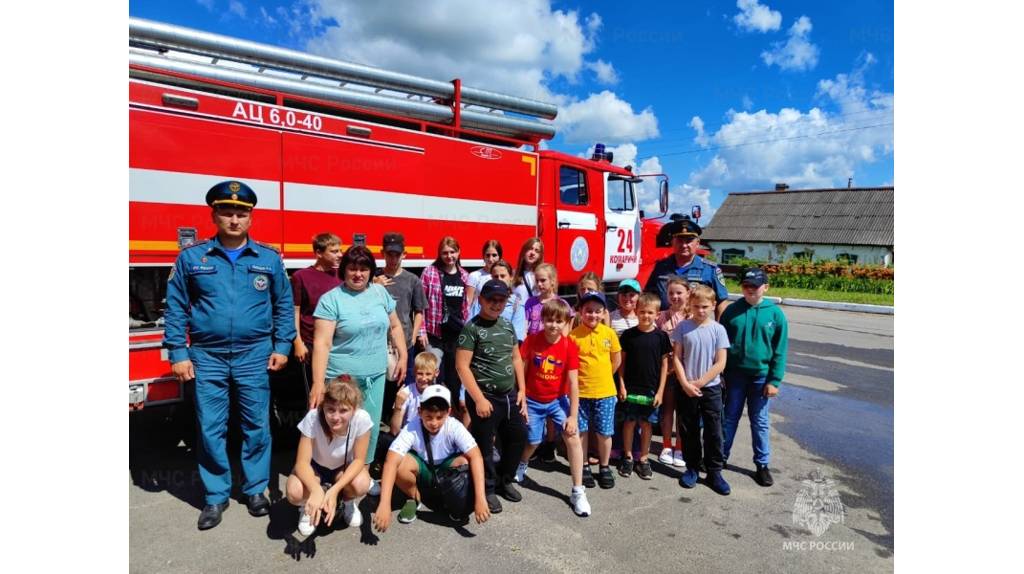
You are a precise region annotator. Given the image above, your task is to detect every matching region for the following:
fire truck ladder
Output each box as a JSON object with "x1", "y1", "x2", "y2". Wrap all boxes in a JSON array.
[{"x1": 129, "y1": 17, "x2": 556, "y2": 142}]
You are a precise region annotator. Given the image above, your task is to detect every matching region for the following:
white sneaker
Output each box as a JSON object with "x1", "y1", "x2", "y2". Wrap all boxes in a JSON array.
[
  {"x1": 368, "y1": 479, "x2": 381, "y2": 497},
  {"x1": 297, "y1": 506, "x2": 315, "y2": 536},
  {"x1": 673, "y1": 450, "x2": 687, "y2": 468},
  {"x1": 514, "y1": 461, "x2": 529, "y2": 483},
  {"x1": 570, "y1": 489, "x2": 591, "y2": 517},
  {"x1": 343, "y1": 499, "x2": 363, "y2": 527},
  {"x1": 658, "y1": 448, "x2": 674, "y2": 465}
]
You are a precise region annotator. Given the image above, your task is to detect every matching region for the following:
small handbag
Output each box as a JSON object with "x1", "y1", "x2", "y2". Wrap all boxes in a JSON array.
[{"x1": 423, "y1": 429, "x2": 473, "y2": 518}]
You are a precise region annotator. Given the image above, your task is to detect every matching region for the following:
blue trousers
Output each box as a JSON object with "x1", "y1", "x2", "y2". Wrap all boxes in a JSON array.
[
  {"x1": 191, "y1": 344, "x2": 272, "y2": 505},
  {"x1": 722, "y1": 372, "x2": 772, "y2": 466}
]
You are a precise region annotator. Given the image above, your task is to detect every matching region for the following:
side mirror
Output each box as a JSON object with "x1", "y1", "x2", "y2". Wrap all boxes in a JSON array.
[{"x1": 659, "y1": 180, "x2": 669, "y2": 215}]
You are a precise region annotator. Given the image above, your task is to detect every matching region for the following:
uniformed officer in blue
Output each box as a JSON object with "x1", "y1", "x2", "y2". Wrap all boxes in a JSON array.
[
  {"x1": 163, "y1": 180, "x2": 296, "y2": 530},
  {"x1": 643, "y1": 215, "x2": 730, "y2": 317}
]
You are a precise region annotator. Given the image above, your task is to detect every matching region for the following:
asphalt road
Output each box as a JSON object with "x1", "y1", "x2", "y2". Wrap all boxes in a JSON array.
[{"x1": 129, "y1": 306, "x2": 894, "y2": 573}]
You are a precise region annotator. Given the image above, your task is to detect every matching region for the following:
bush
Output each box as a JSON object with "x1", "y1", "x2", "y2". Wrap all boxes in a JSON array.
[{"x1": 725, "y1": 258, "x2": 894, "y2": 295}]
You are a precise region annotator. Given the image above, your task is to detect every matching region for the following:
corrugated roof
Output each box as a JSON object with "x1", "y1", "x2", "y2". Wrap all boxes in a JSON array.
[{"x1": 702, "y1": 187, "x2": 893, "y2": 246}]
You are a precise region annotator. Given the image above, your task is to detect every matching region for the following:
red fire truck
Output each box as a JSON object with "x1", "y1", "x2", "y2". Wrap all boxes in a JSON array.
[{"x1": 128, "y1": 19, "x2": 670, "y2": 429}]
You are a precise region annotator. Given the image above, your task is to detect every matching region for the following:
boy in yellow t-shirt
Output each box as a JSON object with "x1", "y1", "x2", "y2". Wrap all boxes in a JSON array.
[{"x1": 569, "y1": 291, "x2": 622, "y2": 490}]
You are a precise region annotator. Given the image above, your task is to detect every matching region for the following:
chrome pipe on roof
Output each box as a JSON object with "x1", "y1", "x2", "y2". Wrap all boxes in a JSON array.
[
  {"x1": 129, "y1": 51, "x2": 556, "y2": 140},
  {"x1": 129, "y1": 17, "x2": 558, "y2": 120}
]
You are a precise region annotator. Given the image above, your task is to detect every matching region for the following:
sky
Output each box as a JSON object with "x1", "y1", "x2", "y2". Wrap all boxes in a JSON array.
[{"x1": 128, "y1": 0, "x2": 894, "y2": 224}]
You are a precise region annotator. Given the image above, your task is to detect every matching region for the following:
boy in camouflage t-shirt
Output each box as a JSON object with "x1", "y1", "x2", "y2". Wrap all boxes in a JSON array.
[{"x1": 456, "y1": 279, "x2": 528, "y2": 514}]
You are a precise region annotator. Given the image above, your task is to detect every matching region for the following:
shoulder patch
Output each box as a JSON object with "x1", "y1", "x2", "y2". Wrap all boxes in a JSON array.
[
  {"x1": 254, "y1": 240, "x2": 281, "y2": 253},
  {"x1": 181, "y1": 239, "x2": 210, "y2": 251}
]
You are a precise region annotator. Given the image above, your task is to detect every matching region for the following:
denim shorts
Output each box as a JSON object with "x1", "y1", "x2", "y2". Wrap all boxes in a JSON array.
[
  {"x1": 622, "y1": 401, "x2": 659, "y2": 424},
  {"x1": 525, "y1": 396, "x2": 570, "y2": 444},
  {"x1": 578, "y1": 396, "x2": 617, "y2": 436}
]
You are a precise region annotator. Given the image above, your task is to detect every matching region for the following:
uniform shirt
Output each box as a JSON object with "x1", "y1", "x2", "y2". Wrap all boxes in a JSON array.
[
  {"x1": 520, "y1": 332, "x2": 580, "y2": 402},
  {"x1": 457, "y1": 315, "x2": 518, "y2": 394},
  {"x1": 670, "y1": 319, "x2": 730, "y2": 388},
  {"x1": 570, "y1": 323, "x2": 621, "y2": 399},
  {"x1": 314, "y1": 283, "x2": 396, "y2": 378},
  {"x1": 163, "y1": 236, "x2": 295, "y2": 363},
  {"x1": 644, "y1": 255, "x2": 728, "y2": 310},
  {"x1": 390, "y1": 417, "x2": 478, "y2": 461},
  {"x1": 297, "y1": 408, "x2": 373, "y2": 469}
]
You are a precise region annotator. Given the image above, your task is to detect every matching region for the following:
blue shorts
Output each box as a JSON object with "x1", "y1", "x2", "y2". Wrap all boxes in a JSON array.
[
  {"x1": 622, "y1": 401, "x2": 659, "y2": 424},
  {"x1": 526, "y1": 396, "x2": 570, "y2": 444},
  {"x1": 578, "y1": 396, "x2": 617, "y2": 436}
]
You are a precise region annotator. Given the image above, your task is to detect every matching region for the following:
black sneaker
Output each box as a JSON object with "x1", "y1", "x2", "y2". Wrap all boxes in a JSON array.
[
  {"x1": 486, "y1": 492, "x2": 503, "y2": 514},
  {"x1": 497, "y1": 478, "x2": 522, "y2": 502},
  {"x1": 598, "y1": 465, "x2": 615, "y2": 489},
  {"x1": 635, "y1": 460, "x2": 653, "y2": 480},
  {"x1": 617, "y1": 458, "x2": 634, "y2": 478},
  {"x1": 755, "y1": 464, "x2": 774, "y2": 487},
  {"x1": 582, "y1": 465, "x2": 596, "y2": 488}
]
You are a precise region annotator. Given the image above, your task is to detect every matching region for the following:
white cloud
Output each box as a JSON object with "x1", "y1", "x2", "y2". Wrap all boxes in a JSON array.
[
  {"x1": 761, "y1": 15, "x2": 819, "y2": 71},
  {"x1": 586, "y1": 59, "x2": 619, "y2": 85},
  {"x1": 733, "y1": 0, "x2": 782, "y2": 33},
  {"x1": 690, "y1": 116, "x2": 710, "y2": 147},
  {"x1": 741, "y1": 94, "x2": 754, "y2": 110},
  {"x1": 228, "y1": 0, "x2": 247, "y2": 19},
  {"x1": 689, "y1": 58, "x2": 892, "y2": 192},
  {"x1": 277, "y1": 1, "x2": 658, "y2": 143},
  {"x1": 556, "y1": 91, "x2": 659, "y2": 145},
  {"x1": 195, "y1": 0, "x2": 215, "y2": 11}
]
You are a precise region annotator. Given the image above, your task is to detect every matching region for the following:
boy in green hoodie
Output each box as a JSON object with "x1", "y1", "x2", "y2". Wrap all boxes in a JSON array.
[{"x1": 720, "y1": 268, "x2": 788, "y2": 488}]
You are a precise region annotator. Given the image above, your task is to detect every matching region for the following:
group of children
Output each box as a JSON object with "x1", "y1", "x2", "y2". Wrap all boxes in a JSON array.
[{"x1": 286, "y1": 244, "x2": 788, "y2": 536}]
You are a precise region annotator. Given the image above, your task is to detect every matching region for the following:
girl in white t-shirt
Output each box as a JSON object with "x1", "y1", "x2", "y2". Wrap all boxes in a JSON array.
[
  {"x1": 465, "y1": 239, "x2": 503, "y2": 303},
  {"x1": 287, "y1": 376, "x2": 373, "y2": 536}
]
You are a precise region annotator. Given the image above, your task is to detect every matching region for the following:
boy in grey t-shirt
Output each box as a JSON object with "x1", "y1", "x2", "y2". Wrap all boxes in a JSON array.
[{"x1": 670, "y1": 284, "x2": 731, "y2": 495}]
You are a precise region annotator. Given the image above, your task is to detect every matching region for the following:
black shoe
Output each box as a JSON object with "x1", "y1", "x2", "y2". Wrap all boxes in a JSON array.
[
  {"x1": 244, "y1": 493, "x2": 271, "y2": 517},
  {"x1": 598, "y1": 465, "x2": 615, "y2": 489},
  {"x1": 635, "y1": 460, "x2": 653, "y2": 480},
  {"x1": 486, "y1": 492, "x2": 503, "y2": 514},
  {"x1": 755, "y1": 464, "x2": 774, "y2": 487},
  {"x1": 497, "y1": 479, "x2": 522, "y2": 502},
  {"x1": 197, "y1": 502, "x2": 229, "y2": 530},
  {"x1": 582, "y1": 465, "x2": 596, "y2": 488},
  {"x1": 617, "y1": 458, "x2": 633, "y2": 478}
]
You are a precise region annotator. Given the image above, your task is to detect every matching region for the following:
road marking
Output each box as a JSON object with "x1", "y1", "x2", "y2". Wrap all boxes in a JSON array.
[{"x1": 793, "y1": 352, "x2": 894, "y2": 372}]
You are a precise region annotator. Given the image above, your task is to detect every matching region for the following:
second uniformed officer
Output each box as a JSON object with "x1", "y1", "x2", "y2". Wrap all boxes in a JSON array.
[
  {"x1": 644, "y1": 216, "x2": 730, "y2": 318},
  {"x1": 163, "y1": 180, "x2": 296, "y2": 530}
]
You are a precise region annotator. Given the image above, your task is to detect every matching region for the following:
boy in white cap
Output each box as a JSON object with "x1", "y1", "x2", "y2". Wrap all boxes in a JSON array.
[{"x1": 373, "y1": 385, "x2": 489, "y2": 530}]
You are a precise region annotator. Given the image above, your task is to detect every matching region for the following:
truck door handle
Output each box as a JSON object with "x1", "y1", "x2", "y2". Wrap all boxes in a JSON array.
[
  {"x1": 557, "y1": 221, "x2": 571, "y2": 228},
  {"x1": 606, "y1": 225, "x2": 619, "y2": 232}
]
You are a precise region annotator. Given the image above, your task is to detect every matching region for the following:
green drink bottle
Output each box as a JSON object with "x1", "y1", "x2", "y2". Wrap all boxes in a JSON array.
[{"x1": 625, "y1": 393, "x2": 654, "y2": 406}]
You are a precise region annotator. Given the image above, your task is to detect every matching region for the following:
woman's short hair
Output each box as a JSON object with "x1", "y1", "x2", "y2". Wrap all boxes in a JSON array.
[{"x1": 340, "y1": 244, "x2": 376, "y2": 276}]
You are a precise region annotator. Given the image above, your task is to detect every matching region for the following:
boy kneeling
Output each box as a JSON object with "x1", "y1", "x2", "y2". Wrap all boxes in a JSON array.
[{"x1": 373, "y1": 385, "x2": 490, "y2": 531}]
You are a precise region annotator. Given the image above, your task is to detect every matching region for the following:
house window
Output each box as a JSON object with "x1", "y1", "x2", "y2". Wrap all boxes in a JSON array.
[
  {"x1": 559, "y1": 166, "x2": 589, "y2": 206},
  {"x1": 721, "y1": 248, "x2": 745, "y2": 264},
  {"x1": 837, "y1": 253, "x2": 858, "y2": 264},
  {"x1": 792, "y1": 251, "x2": 813, "y2": 261}
]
